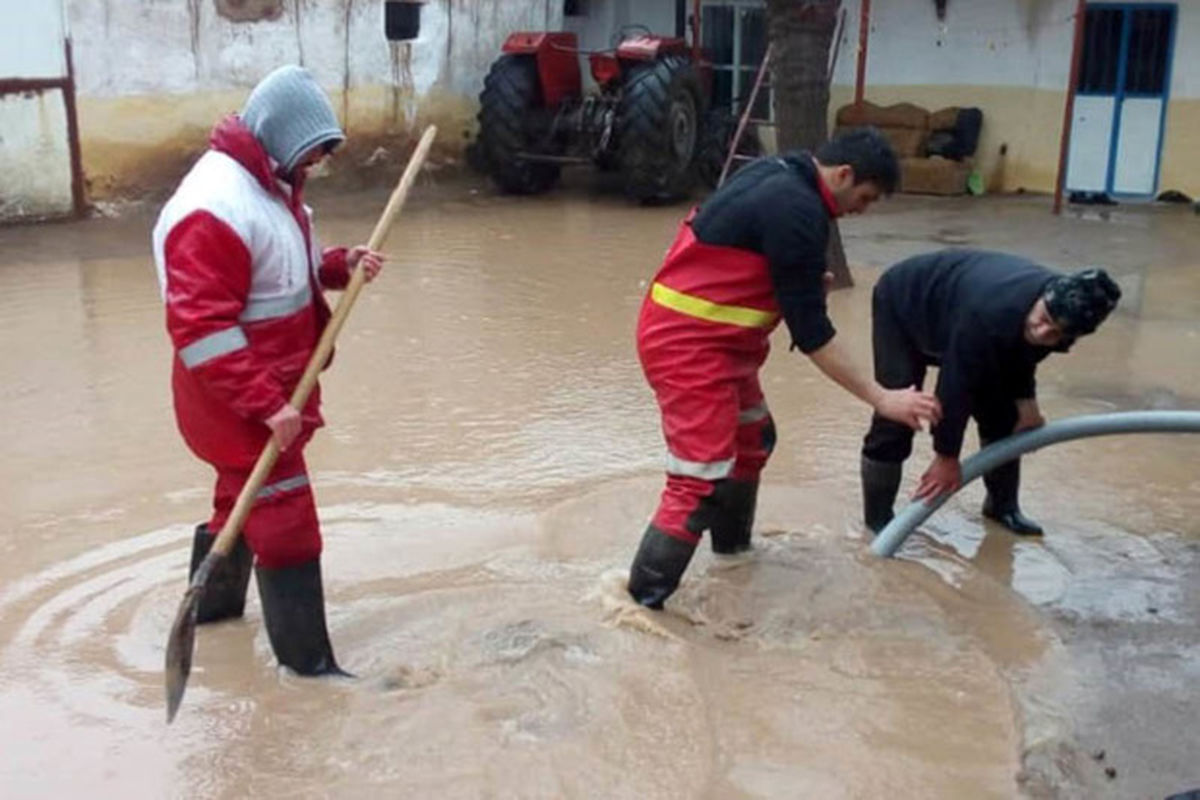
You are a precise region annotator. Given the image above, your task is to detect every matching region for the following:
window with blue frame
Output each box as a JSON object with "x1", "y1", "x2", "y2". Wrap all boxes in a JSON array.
[
  {"x1": 1123, "y1": 8, "x2": 1171, "y2": 95},
  {"x1": 1077, "y1": 5, "x2": 1172, "y2": 96}
]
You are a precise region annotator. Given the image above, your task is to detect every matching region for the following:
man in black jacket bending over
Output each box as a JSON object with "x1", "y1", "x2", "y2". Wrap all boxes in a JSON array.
[{"x1": 861, "y1": 249, "x2": 1121, "y2": 535}]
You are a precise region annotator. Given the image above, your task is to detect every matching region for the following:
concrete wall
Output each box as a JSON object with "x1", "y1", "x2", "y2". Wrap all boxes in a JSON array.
[
  {"x1": 564, "y1": 0, "x2": 681, "y2": 90},
  {"x1": 566, "y1": 0, "x2": 678, "y2": 51},
  {"x1": 0, "y1": 92, "x2": 75, "y2": 219},
  {"x1": 66, "y1": 0, "x2": 562, "y2": 199},
  {"x1": 829, "y1": 0, "x2": 1200, "y2": 196},
  {"x1": 0, "y1": 0, "x2": 75, "y2": 220},
  {"x1": 18, "y1": 0, "x2": 1196, "y2": 203}
]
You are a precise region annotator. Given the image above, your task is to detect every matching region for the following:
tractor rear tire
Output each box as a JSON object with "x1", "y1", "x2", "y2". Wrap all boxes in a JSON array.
[
  {"x1": 617, "y1": 55, "x2": 705, "y2": 203},
  {"x1": 477, "y1": 55, "x2": 561, "y2": 195}
]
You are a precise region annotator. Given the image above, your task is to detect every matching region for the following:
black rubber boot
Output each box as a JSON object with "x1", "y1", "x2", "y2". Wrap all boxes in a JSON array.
[
  {"x1": 189, "y1": 523, "x2": 254, "y2": 624},
  {"x1": 861, "y1": 457, "x2": 902, "y2": 534},
  {"x1": 627, "y1": 524, "x2": 697, "y2": 610},
  {"x1": 255, "y1": 559, "x2": 352, "y2": 676},
  {"x1": 981, "y1": 452, "x2": 1044, "y2": 536},
  {"x1": 709, "y1": 480, "x2": 758, "y2": 554}
]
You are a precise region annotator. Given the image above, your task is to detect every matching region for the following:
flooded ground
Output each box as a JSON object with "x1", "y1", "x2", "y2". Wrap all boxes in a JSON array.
[{"x1": 1, "y1": 173, "x2": 1197, "y2": 799}]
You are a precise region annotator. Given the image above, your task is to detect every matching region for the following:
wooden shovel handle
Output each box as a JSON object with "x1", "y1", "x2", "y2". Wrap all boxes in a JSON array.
[{"x1": 208, "y1": 125, "x2": 438, "y2": 559}]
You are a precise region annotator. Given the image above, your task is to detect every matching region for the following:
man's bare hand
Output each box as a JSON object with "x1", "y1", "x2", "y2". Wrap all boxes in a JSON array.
[
  {"x1": 914, "y1": 454, "x2": 961, "y2": 501},
  {"x1": 1014, "y1": 399, "x2": 1046, "y2": 432},
  {"x1": 265, "y1": 403, "x2": 302, "y2": 451},
  {"x1": 874, "y1": 385, "x2": 942, "y2": 431},
  {"x1": 347, "y1": 246, "x2": 385, "y2": 282}
]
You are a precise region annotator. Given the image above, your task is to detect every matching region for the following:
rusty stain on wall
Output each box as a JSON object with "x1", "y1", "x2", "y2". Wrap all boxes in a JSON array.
[
  {"x1": 187, "y1": 0, "x2": 202, "y2": 77},
  {"x1": 389, "y1": 41, "x2": 415, "y2": 130},
  {"x1": 293, "y1": 0, "x2": 306, "y2": 64},
  {"x1": 69, "y1": 0, "x2": 572, "y2": 201},
  {"x1": 444, "y1": 0, "x2": 453, "y2": 88},
  {"x1": 342, "y1": 0, "x2": 354, "y2": 130},
  {"x1": 216, "y1": 0, "x2": 285, "y2": 23}
]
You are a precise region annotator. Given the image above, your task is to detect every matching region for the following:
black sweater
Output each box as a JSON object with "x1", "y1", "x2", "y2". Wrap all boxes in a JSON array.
[
  {"x1": 692, "y1": 152, "x2": 836, "y2": 354},
  {"x1": 877, "y1": 250, "x2": 1056, "y2": 456}
]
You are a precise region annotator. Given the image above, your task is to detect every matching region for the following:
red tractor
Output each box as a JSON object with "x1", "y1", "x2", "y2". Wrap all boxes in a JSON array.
[{"x1": 475, "y1": 24, "x2": 735, "y2": 203}]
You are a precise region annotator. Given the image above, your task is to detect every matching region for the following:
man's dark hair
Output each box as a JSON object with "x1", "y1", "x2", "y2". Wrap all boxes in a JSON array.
[
  {"x1": 1043, "y1": 267, "x2": 1121, "y2": 337},
  {"x1": 815, "y1": 127, "x2": 900, "y2": 195}
]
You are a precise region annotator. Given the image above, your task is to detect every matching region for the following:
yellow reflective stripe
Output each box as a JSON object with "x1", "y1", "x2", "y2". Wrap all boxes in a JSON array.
[{"x1": 651, "y1": 282, "x2": 778, "y2": 329}]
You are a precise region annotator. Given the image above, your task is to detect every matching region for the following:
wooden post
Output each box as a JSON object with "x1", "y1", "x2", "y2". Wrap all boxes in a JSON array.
[
  {"x1": 854, "y1": 0, "x2": 871, "y2": 106},
  {"x1": 1053, "y1": 0, "x2": 1087, "y2": 215},
  {"x1": 63, "y1": 38, "x2": 86, "y2": 218}
]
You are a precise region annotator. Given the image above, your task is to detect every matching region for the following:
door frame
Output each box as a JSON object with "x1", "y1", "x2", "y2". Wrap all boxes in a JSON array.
[{"x1": 1076, "y1": 2, "x2": 1177, "y2": 197}]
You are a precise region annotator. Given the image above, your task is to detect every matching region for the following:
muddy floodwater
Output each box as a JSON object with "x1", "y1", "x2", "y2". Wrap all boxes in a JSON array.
[{"x1": 1, "y1": 175, "x2": 1198, "y2": 799}]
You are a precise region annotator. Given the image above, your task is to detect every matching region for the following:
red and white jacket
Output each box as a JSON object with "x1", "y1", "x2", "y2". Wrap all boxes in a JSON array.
[{"x1": 152, "y1": 116, "x2": 350, "y2": 467}]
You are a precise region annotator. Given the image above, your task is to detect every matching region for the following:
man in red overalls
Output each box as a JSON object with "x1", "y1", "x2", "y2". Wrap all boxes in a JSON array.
[
  {"x1": 152, "y1": 66, "x2": 384, "y2": 674},
  {"x1": 629, "y1": 128, "x2": 942, "y2": 609}
]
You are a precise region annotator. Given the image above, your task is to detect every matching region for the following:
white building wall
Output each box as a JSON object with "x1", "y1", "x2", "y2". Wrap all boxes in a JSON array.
[
  {"x1": 0, "y1": 0, "x2": 75, "y2": 221},
  {"x1": 829, "y1": 0, "x2": 1200, "y2": 194},
  {"x1": 13, "y1": 0, "x2": 1197, "y2": 203},
  {"x1": 830, "y1": 0, "x2": 1075, "y2": 91},
  {"x1": 0, "y1": 0, "x2": 67, "y2": 77},
  {"x1": 567, "y1": 0, "x2": 677, "y2": 50},
  {"x1": 70, "y1": 1, "x2": 562, "y2": 100},
  {"x1": 64, "y1": 0, "x2": 563, "y2": 198},
  {"x1": 0, "y1": 92, "x2": 74, "y2": 219},
  {"x1": 566, "y1": 0, "x2": 681, "y2": 89}
]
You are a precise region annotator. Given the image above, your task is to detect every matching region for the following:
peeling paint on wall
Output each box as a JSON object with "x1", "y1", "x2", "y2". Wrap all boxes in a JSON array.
[
  {"x1": 62, "y1": 0, "x2": 569, "y2": 199},
  {"x1": 342, "y1": 0, "x2": 354, "y2": 130},
  {"x1": 216, "y1": 0, "x2": 285, "y2": 24}
]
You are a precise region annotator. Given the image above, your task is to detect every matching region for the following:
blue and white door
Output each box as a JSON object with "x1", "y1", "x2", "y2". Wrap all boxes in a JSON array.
[{"x1": 1066, "y1": 3, "x2": 1176, "y2": 196}]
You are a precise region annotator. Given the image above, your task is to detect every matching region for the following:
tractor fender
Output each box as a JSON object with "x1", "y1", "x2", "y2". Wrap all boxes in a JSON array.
[
  {"x1": 616, "y1": 35, "x2": 689, "y2": 62},
  {"x1": 500, "y1": 32, "x2": 581, "y2": 107}
]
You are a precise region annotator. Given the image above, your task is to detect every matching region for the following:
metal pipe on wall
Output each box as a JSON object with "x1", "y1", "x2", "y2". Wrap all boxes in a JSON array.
[
  {"x1": 870, "y1": 411, "x2": 1200, "y2": 558},
  {"x1": 854, "y1": 0, "x2": 871, "y2": 106},
  {"x1": 1053, "y1": 0, "x2": 1087, "y2": 215}
]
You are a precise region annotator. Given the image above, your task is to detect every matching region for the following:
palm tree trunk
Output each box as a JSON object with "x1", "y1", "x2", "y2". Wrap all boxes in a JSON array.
[{"x1": 765, "y1": 0, "x2": 852, "y2": 289}]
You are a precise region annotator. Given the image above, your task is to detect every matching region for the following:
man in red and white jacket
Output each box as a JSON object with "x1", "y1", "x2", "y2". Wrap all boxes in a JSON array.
[{"x1": 152, "y1": 65, "x2": 383, "y2": 675}]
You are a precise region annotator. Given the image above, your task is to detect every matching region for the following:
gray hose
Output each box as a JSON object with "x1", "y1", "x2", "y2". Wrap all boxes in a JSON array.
[{"x1": 870, "y1": 411, "x2": 1200, "y2": 558}]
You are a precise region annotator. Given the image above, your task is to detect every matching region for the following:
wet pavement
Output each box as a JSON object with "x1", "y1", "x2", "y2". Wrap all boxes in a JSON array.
[{"x1": 0, "y1": 174, "x2": 1197, "y2": 798}]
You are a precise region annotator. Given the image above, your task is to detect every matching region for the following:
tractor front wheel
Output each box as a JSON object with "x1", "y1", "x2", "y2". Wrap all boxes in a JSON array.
[
  {"x1": 617, "y1": 56, "x2": 704, "y2": 203},
  {"x1": 477, "y1": 54, "x2": 561, "y2": 195}
]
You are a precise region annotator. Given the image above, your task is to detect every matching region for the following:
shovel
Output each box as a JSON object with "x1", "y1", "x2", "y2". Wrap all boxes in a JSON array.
[{"x1": 165, "y1": 125, "x2": 438, "y2": 723}]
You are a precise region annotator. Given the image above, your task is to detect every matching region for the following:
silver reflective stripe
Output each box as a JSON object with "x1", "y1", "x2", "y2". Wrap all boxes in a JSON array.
[
  {"x1": 179, "y1": 326, "x2": 248, "y2": 368},
  {"x1": 738, "y1": 403, "x2": 770, "y2": 425},
  {"x1": 664, "y1": 453, "x2": 735, "y2": 480},
  {"x1": 239, "y1": 286, "x2": 312, "y2": 322},
  {"x1": 256, "y1": 474, "x2": 310, "y2": 500}
]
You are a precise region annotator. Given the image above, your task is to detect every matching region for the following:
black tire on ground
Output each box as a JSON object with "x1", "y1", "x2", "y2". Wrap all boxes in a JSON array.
[
  {"x1": 477, "y1": 54, "x2": 561, "y2": 194},
  {"x1": 617, "y1": 55, "x2": 705, "y2": 203},
  {"x1": 695, "y1": 108, "x2": 763, "y2": 190}
]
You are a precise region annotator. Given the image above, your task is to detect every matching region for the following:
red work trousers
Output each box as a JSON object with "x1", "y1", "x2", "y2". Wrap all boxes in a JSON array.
[
  {"x1": 209, "y1": 447, "x2": 321, "y2": 569},
  {"x1": 639, "y1": 338, "x2": 776, "y2": 546}
]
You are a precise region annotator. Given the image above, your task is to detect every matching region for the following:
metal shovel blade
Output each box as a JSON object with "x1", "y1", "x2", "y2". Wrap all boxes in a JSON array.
[{"x1": 164, "y1": 554, "x2": 216, "y2": 723}]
